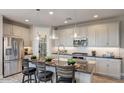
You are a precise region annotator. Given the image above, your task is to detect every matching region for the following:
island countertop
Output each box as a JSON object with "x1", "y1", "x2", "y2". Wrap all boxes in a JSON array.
[{"x1": 31, "y1": 60, "x2": 96, "y2": 74}]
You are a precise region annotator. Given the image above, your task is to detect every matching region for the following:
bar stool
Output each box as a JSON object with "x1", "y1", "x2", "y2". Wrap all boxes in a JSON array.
[
  {"x1": 36, "y1": 62, "x2": 53, "y2": 83},
  {"x1": 55, "y1": 65, "x2": 76, "y2": 83},
  {"x1": 22, "y1": 59, "x2": 37, "y2": 83}
]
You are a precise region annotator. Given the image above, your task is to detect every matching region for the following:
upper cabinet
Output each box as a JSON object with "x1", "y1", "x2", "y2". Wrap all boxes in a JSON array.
[
  {"x1": 107, "y1": 22, "x2": 120, "y2": 47},
  {"x1": 13, "y1": 25, "x2": 23, "y2": 37},
  {"x1": 94, "y1": 24, "x2": 108, "y2": 47},
  {"x1": 3, "y1": 23, "x2": 31, "y2": 47},
  {"x1": 3, "y1": 23, "x2": 13, "y2": 35},
  {"x1": 54, "y1": 21, "x2": 120, "y2": 48},
  {"x1": 76, "y1": 26, "x2": 88, "y2": 37},
  {"x1": 88, "y1": 22, "x2": 120, "y2": 47},
  {"x1": 58, "y1": 28, "x2": 73, "y2": 47},
  {"x1": 88, "y1": 26, "x2": 96, "y2": 47}
]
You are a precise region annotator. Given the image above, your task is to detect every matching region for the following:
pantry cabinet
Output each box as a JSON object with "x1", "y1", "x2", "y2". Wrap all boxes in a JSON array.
[{"x1": 3, "y1": 23, "x2": 31, "y2": 47}]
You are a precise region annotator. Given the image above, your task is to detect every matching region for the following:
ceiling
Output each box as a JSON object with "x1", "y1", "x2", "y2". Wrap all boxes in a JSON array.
[{"x1": 0, "y1": 9, "x2": 124, "y2": 26}]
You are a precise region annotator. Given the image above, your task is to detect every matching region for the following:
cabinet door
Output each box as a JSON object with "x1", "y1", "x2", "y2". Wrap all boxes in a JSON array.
[
  {"x1": 95, "y1": 25, "x2": 108, "y2": 47},
  {"x1": 88, "y1": 26, "x2": 96, "y2": 47},
  {"x1": 3, "y1": 23, "x2": 13, "y2": 35},
  {"x1": 59, "y1": 28, "x2": 73, "y2": 47},
  {"x1": 95, "y1": 58, "x2": 108, "y2": 75},
  {"x1": 107, "y1": 59, "x2": 121, "y2": 79},
  {"x1": 21, "y1": 27, "x2": 30, "y2": 47},
  {"x1": 13, "y1": 25, "x2": 22, "y2": 37},
  {"x1": 76, "y1": 26, "x2": 88, "y2": 37},
  {"x1": 107, "y1": 22, "x2": 119, "y2": 47}
]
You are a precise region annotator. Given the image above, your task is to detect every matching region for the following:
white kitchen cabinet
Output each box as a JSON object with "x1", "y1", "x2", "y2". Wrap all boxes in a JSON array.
[
  {"x1": 59, "y1": 28, "x2": 73, "y2": 47},
  {"x1": 4, "y1": 23, "x2": 31, "y2": 47},
  {"x1": 87, "y1": 22, "x2": 119, "y2": 47},
  {"x1": 95, "y1": 58, "x2": 108, "y2": 75},
  {"x1": 95, "y1": 24, "x2": 108, "y2": 47},
  {"x1": 107, "y1": 22, "x2": 120, "y2": 47},
  {"x1": 95, "y1": 58, "x2": 121, "y2": 79},
  {"x1": 88, "y1": 24, "x2": 108, "y2": 47},
  {"x1": 107, "y1": 59, "x2": 121, "y2": 79},
  {"x1": 88, "y1": 26, "x2": 96, "y2": 47},
  {"x1": 13, "y1": 25, "x2": 23, "y2": 37},
  {"x1": 76, "y1": 26, "x2": 88, "y2": 37},
  {"x1": 21, "y1": 27, "x2": 31, "y2": 47},
  {"x1": 3, "y1": 23, "x2": 13, "y2": 35}
]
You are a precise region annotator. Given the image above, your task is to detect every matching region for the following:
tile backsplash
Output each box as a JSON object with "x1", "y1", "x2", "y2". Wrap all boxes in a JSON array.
[{"x1": 52, "y1": 47, "x2": 120, "y2": 57}]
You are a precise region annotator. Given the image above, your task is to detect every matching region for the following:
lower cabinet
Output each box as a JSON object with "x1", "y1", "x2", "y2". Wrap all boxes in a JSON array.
[{"x1": 95, "y1": 58, "x2": 121, "y2": 79}]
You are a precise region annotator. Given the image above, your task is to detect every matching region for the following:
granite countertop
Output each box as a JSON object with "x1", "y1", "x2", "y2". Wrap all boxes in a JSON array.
[
  {"x1": 32, "y1": 60, "x2": 95, "y2": 74},
  {"x1": 52, "y1": 53, "x2": 122, "y2": 60}
]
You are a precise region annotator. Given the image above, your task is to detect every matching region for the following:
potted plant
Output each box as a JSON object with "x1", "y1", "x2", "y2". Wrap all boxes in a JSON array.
[
  {"x1": 45, "y1": 56, "x2": 53, "y2": 62},
  {"x1": 31, "y1": 55, "x2": 37, "y2": 61},
  {"x1": 67, "y1": 58, "x2": 76, "y2": 65}
]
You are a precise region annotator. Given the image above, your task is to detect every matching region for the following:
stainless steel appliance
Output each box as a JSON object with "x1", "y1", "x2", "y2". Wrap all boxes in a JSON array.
[
  {"x1": 72, "y1": 52, "x2": 88, "y2": 59},
  {"x1": 3, "y1": 36, "x2": 24, "y2": 77},
  {"x1": 73, "y1": 37, "x2": 88, "y2": 47}
]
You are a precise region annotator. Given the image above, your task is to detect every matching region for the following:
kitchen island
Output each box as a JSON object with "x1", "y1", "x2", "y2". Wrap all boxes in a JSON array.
[{"x1": 31, "y1": 60, "x2": 95, "y2": 83}]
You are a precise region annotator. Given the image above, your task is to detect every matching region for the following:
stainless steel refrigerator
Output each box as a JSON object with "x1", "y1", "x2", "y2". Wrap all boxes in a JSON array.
[{"x1": 3, "y1": 36, "x2": 24, "y2": 77}]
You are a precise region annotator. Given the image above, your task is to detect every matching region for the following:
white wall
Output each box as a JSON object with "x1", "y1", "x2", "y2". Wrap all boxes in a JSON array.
[
  {"x1": 31, "y1": 26, "x2": 52, "y2": 58},
  {"x1": 0, "y1": 15, "x2": 3, "y2": 78}
]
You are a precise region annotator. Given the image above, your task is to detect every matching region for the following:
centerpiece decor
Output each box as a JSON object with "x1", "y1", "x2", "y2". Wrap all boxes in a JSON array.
[
  {"x1": 45, "y1": 56, "x2": 53, "y2": 62},
  {"x1": 67, "y1": 58, "x2": 76, "y2": 65},
  {"x1": 31, "y1": 55, "x2": 37, "y2": 61}
]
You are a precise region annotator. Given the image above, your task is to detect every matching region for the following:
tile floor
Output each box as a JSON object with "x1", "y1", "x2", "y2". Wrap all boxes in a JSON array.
[{"x1": 0, "y1": 73, "x2": 124, "y2": 83}]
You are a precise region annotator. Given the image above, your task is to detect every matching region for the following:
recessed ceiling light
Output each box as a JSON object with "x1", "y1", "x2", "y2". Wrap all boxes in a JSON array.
[
  {"x1": 93, "y1": 14, "x2": 98, "y2": 18},
  {"x1": 64, "y1": 21, "x2": 68, "y2": 24},
  {"x1": 49, "y1": 11, "x2": 54, "y2": 15},
  {"x1": 25, "y1": 19, "x2": 29, "y2": 22}
]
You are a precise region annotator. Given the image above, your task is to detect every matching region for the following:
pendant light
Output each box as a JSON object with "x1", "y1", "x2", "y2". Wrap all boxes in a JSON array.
[
  {"x1": 51, "y1": 27, "x2": 58, "y2": 40},
  {"x1": 73, "y1": 10, "x2": 78, "y2": 38},
  {"x1": 74, "y1": 24, "x2": 77, "y2": 38}
]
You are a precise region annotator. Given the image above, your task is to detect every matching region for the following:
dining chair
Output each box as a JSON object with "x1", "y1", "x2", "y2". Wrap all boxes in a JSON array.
[
  {"x1": 22, "y1": 59, "x2": 37, "y2": 83},
  {"x1": 55, "y1": 65, "x2": 76, "y2": 83},
  {"x1": 36, "y1": 62, "x2": 53, "y2": 83}
]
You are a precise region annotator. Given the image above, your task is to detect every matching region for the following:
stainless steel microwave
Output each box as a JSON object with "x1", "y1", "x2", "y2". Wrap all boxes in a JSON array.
[{"x1": 73, "y1": 37, "x2": 88, "y2": 47}]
